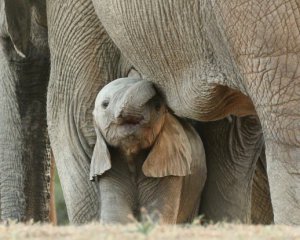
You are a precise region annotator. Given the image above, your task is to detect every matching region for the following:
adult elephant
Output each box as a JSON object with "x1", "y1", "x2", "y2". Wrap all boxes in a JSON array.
[
  {"x1": 0, "y1": 0, "x2": 52, "y2": 221},
  {"x1": 47, "y1": 0, "x2": 297, "y2": 224},
  {"x1": 91, "y1": 0, "x2": 300, "y2": 225}
]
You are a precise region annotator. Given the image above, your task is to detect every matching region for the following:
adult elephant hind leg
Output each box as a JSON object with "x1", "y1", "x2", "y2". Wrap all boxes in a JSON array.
[
  {"x1": 197, "y1": 115, "x2": 264, "y2": 223},
  {"x1": 251, "y1": 148, "x2": 273, "y2": 224}
]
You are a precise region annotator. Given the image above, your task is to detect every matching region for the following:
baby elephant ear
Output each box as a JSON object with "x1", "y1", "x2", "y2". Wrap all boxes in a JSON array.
[
  {"x1": 90, "y1": 127, "x2": 111, "y2": 181},
  {"x1": 142, "y1": 113, "x2": 193, "y2": 177},
  {"x1": 4, "y1": 0, "x2": 31, "y2": 57}
]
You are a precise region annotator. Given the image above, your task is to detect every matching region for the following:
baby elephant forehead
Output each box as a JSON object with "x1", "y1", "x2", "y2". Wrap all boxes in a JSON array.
[{"x1": 95, "y1": 77, "x2": 141, "y2": 104}]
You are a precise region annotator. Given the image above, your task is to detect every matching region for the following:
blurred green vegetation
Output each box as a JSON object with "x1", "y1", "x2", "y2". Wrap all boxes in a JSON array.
[{"x1": 54, "y1": 168, "x2": 69, "y2": 225}]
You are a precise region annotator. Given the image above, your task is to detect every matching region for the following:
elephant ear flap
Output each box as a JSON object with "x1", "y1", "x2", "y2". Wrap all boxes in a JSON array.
[
  {"x1": 90, "y1": 127, "x2": 111, "y2": 181},
  {"x1": 142, "y1": 113, "x2": 193, "y2": 177},
  {"x1": 4, "y1": 0, "x2": 31, "y2": 58}
]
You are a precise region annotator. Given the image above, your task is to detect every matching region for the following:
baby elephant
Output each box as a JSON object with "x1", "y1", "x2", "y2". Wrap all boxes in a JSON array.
[{"x1": 90, "y1": 77, "x2": 206, "y2": 224}]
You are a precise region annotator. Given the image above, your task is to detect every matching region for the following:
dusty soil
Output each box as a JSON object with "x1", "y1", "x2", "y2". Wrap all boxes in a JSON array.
[{"x1": 1, "y1": 222, "x2": 300, "y2": 240}]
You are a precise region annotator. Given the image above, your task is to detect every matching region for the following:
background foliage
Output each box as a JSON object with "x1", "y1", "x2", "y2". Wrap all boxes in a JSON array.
[{"x1": 54, "y1": 168, "x2": 69, "y2": 225}]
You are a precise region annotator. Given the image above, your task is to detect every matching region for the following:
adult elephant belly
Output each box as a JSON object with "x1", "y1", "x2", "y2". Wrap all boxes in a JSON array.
[{"x1": 92, "y1": 0, "x2": 256, "y2": 121}]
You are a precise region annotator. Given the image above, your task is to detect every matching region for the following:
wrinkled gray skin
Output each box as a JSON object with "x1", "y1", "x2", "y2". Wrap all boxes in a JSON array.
[
  {"x1": 251, "y1": 148, "x2": 273, "y2": 225},
  {"x1": 90, "y1": 78, "x2": 206, "y2": 224},
  {"x1": 196, "y1": 117, "x2": 273, "y2": 224},
  {"x1": 47, "y1": 0, "x2": 296, "y2": 224},
  {"x1": 47, "y1": 0, "x2": 133, "y2": 223},
  {"x1": 0, "y1": 0, "x2": 51, "y2": 221},
  {"x1": 90, "y1": 0, "x2": 300, "y2": 225}
]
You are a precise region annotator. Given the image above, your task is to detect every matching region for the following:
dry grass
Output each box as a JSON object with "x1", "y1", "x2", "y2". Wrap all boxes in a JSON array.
[{"x1": 1, "y1": 222, "x2": 300, "y2": 240}]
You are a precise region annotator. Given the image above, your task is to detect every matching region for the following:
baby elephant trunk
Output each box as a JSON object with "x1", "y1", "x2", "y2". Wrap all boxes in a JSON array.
[{"x1": 115, "y1": 80, "x2": 157, "y2": 122}]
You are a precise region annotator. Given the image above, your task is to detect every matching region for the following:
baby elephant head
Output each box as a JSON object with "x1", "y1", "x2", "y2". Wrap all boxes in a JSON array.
[
  {"x1": 90, "y1": 77, "x2": 194, "y2": 180},
  {"x1": 94, "y1": 77, "x2": 166, "y2": 153}
]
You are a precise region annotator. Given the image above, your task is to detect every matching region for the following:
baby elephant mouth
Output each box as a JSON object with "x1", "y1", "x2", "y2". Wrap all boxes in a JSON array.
[
  {"x1": 116, "y1": 115, "x2": 145, "y2": 136},
  {"x1": 118, "y1": 115, "x2": 144, "y2": 126}
]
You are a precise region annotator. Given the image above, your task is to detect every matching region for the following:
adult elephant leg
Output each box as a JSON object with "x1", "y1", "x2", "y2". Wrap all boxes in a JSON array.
[
  {"x1": 46, "y1": 0, "x2": 132, "y2": 223},
  {"x1": 0, "y1": 46, "x2": 50, "y2": 222},
  {"x1": 197, "y1": 116, "x2": 263, "y2": 223},
  {"x1": 0, "y1": 0, "x2": 51, "y2": 221},
  {"x1": 212, "y1": 0, "x2": 300, "y2": 224},
  {"x1": 257, "y1": 85, "x2": 300, "y2": 224},
  {"x1": 251, "y1": 148, "x2": 273, "y2": 224},
  {"x1": 261, "y1": 116, "x2": 300, "y2": 225},
  {"x1": 233, "y1": 49, "x2": 300, "y2": 224},
  {"x1": 17, "y1": 57, "x2": 51, "y2": 222},
  {"x1": 253, "y1": 90, "x2": 300, "y2": 225},
  {"x1": 264, "y1": 141, "x2": 300, "y2": 224},
  {"x1": 0, "y1": 53, "x2": 26, "y2": 220}
]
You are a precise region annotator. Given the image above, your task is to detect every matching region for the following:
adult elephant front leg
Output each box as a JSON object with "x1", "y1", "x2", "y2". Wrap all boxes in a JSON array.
[
  {"x1": 197, "y1": 116, "x2": 264, "y2": 223},
  {"x1": 46, "y1": 0, "x2": 132, "y2": 223}
]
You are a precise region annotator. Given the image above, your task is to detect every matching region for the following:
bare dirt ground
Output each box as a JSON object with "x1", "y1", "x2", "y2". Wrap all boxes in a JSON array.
[{"x1": 1, "y1": 222, "x2": 300, "y2": 240}]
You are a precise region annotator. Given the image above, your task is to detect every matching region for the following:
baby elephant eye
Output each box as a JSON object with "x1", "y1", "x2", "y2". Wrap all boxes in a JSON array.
[{"x1": 102, "y1": 100, "x2": 109, "y2": 109}]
